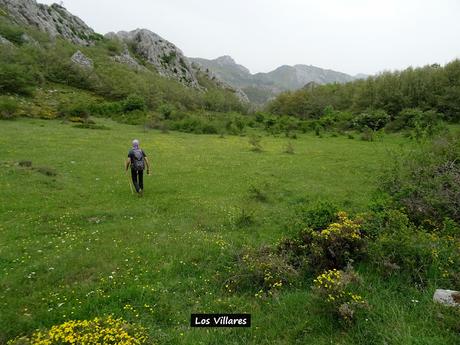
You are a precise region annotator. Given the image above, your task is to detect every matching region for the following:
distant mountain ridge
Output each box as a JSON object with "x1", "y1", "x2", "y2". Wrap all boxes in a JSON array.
[{"x1": 190, "y1": 56, "x2": 367, "y2": 103}]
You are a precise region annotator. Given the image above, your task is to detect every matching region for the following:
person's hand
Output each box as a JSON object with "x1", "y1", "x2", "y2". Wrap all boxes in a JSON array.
[{"x1": 147, "y1": 169, "x2": 151, "y2": 176}]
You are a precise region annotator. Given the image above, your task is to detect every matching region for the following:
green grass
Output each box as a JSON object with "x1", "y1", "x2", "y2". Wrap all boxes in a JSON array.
[{"x1": 0, "y1": 118, "x2": 457, "y2": 344}]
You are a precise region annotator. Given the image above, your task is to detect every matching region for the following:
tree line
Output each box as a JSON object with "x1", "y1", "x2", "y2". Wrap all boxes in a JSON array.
[{"x1": 268, "y1": 60, "x2": 460, "y2": 124}]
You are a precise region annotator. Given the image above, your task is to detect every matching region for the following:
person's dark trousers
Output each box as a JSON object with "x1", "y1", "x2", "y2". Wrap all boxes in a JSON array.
[{"x1": 131, "y1": 169, "x2": 144, "y2": 192}]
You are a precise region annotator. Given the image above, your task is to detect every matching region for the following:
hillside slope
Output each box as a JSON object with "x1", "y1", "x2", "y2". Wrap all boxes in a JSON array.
[{"x1": 0, "y1": 0, "x2": 247, "y2": 119}]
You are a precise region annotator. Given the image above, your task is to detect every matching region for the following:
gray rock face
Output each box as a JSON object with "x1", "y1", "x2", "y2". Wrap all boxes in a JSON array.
[
  {"x1": 433, "y1": 289, "x2": 460, "y2": 307},
  {"x1": 110, "y1": 29, "x2": 199, "y2": 88},
  {"x1": 111, "y1": 48, "x2": 144, "y2": 70},
  {"x1": 21, "y1": 32, "x2": 38, "y2": 46},
  {"x1": 71, "y1": 50, "x2": 93, "y2": 69},
  {"x1": 0, "y1": 0, "x2": 96, "y2": 45},
  {"x1": 0, "y1": 34, "x2": 12, "y2": 45}
]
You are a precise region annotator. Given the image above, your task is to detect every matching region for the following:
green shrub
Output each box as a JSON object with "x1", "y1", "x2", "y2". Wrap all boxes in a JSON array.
[
  {"x1": 360, "y1": 128, "x2": 374, "y2": 141},
  {"x1": 44, "y1": 51, "x2": 95, "y2": 91},
  {"x1": 368, "y1": 224, "x2": 460, "y2": 286},
  {"x1": 353, "y1": 109, "x2": 390, "y2": 131},
  {"x1": 58, "y1": 101, "x2": 91, "y2": 119},
  {"x1": 380, "y1": 133, "x2": 460, "y2": 224},
  {"x1": 279, "y1": 212, "x2": 366, "y2": 272},
  {"x1": 0, "y1": 22, "x2": 24, "y2": 44},
  {"x1": 123, "y1": 94, "x2": 146, "y2": 112},
  {"x1": 157, "y1": 103, "x2": 175, "y2": 119},
  {"x1": 0, "y1": 95, "x2": 19, "y2": 119},
  {"x1": 249, "y1": 135, "x2": 262, "y2": 152},
  {"x1": 361, "y1": 208, "x2": 410, "y2": 239},
  {"x1": 89, "y1": 101, "x2": 123, "y2": 116},
  {"x1": 0, "y1": 63, "x2": 38, "y2": 95},
  {"x1": 387, "y1": 108, "x2": 445, "y2": 138},
  {"x1": 293, "y1": 200, "x2": 339, "y2": 231},
  {"x1": 226, "y1": 246, "x2": 298, "y2": 296},
  {"x1": 284, "y1": 141, "x2": 295, "y2": 154}
]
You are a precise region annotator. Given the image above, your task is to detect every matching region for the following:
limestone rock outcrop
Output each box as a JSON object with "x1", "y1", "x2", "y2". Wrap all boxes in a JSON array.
[
  {"x1": 108, "y1": 29, "x2": 199, "y2": 88},
  {"x1": 71, "y1": 50, "x2": 93, "y2": 69},
  {"x1": 0, "y1": 0, "x2": 97, "y2": 45}
]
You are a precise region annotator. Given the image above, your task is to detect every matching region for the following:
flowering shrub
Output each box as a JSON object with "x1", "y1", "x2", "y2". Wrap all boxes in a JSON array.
[
  {"x1": 279, "y1": 211, "x2": 366, "y2": 271},
  {"x1": 8, "y1": 315, "x2": 149, "y2": 345},
  {"x1": 313, "y1": 269, "x2": 368, "y2": 322},
  {"x1": 226, "y1": 246, "x2": 298, "y2": 297},
  {"x1": 311, "y1": 211, "x2": 366, "y2": 268}
]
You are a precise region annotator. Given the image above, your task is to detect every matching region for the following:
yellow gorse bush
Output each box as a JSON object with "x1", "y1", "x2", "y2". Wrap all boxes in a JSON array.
[
  {"x1": 314, "y1": 211, "x2": 362, "y2": 241},
  {"x1": 8, "y1": 315, "x2": 150, "y2": 345},
  {"x1": 313, "y1": 268, "x2": 368, "y2": 322}
]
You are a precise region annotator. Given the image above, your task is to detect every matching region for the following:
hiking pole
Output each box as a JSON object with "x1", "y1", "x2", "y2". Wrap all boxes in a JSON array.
[{"x1": 124, "y1": 159, "x2": 134, "y2": 194}]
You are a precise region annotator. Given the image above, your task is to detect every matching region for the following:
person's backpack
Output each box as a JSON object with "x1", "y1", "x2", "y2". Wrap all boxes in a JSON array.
[{"x1": 132, "y1": 149, "x2": 145, "y2": 171}]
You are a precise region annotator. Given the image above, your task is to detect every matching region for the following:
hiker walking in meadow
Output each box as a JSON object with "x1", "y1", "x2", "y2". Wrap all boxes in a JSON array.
[{"x1": 125, "y1": 139, "x2": 150, "y2": 195}]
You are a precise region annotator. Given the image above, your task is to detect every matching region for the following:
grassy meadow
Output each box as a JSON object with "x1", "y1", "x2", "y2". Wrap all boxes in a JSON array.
[{"x1": 0, "y1": 118, "x2": 458, "y2": 344}]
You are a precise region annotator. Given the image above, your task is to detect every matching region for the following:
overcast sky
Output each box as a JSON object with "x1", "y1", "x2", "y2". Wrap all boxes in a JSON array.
[{"x1": 39, "y1": 0, "x2": 460, "y2": 76}]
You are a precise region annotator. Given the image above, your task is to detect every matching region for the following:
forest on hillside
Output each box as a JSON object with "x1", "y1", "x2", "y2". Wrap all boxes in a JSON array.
[{"x1": 268, "y1": 60, "x2": 460, "y2": 132}]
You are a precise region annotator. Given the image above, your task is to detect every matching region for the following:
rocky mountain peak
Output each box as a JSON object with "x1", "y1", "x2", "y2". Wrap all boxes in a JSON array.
[
  {"x1": 0, "y1": 0, "x2": 98, "y2": 45},
  {"x1": 108, "y1": 28, "x2": 199, "y2": 88},
  {"x1": 215, "y1": 55, "x2": 236, "y2": 65}
]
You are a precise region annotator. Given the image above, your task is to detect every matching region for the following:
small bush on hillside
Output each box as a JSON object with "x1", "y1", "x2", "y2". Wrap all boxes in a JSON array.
[
  {"x1": 0, "y1": 63, "x2": 39, "y2": 95},
  {"x1": 368, "y1": 222, "x2": 460, "y2": 287},
  {"x1": 103, "y1": 39, "x2": 123, "y2": 56},
  {"x1": 291, "y1": 200, "x2": 339, "y2": 231},
  {"x1": 279, "y1": 212, "x2": 366, "y2": 272},
  {"x1": 361, "y1": 207, "x2": 410, "y2": 239},
  {"x1": 226, "y1": 246, "x2": 298, "y2": 296},
  {"x1": 58, "y1": 100, "x2": 91, "y2": 119},
  {"x1": 157, "y1": 103, "x2": 175, "y2": 119},
  {"x1": 353, "y1": 109, "x2": 390, "y2": 131},
  {"x1": 0, "y1": 23, "x2": 24, "y2": 44},
  {"x1": 249, "y1": 135, "x2": 263, "y2": 152},
  {"x1": 89, "y1": 100, "x2": 123, "y2": 116},
  {"x1": 170, "y1": 115, "x2": 218, "y2": 134},
  {"x1": 123, "y1": 94, "x2": 146, "y2": 112},
  {"x1": 44, "y1": 54, "x2": 95, "y2": 91},
  {"x1": 0, "y1": 95, "x2": 19, "y2": 119},
  {"x1": 313, "y1": 268, "x2": 368, "y2": 323},
  {"x1": 284, "y1": 141, "x2": 295, "y2": 154},
  {"x1": 360, "y1": 128, "x2": 374, "y2": 141}
]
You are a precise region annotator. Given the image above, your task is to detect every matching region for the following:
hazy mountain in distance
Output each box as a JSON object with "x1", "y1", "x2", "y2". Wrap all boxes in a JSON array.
[
  {"x1": 189, "y1": 56, "x2": 364, "y2": 104},
  {"x1": 354, "y1": 73, "x2": 369, "y2": 80},
  {"x1": 190, "y1": 55, "x2": 253, "y2": 87}
]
